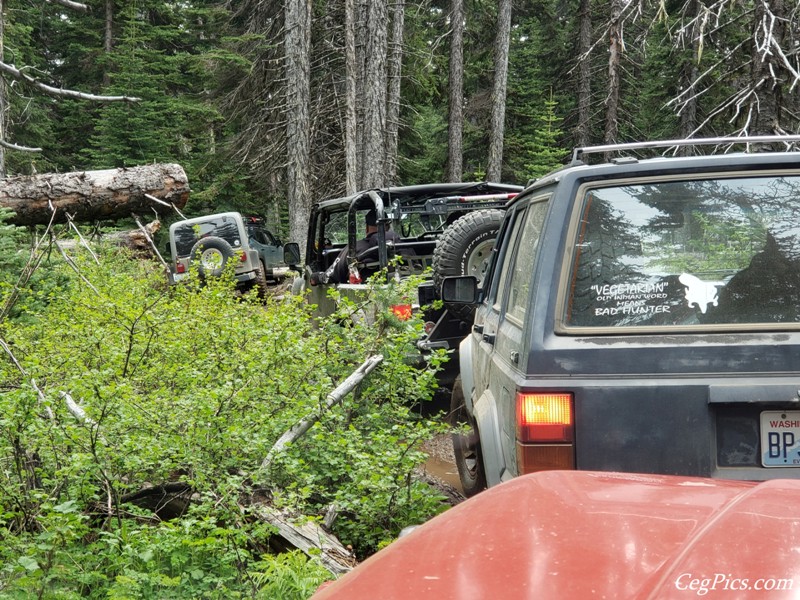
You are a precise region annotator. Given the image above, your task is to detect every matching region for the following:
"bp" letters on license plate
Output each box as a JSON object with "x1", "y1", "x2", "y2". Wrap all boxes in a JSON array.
[{"x1": 761, "y1": 411, "x2": 800, "y2": 467}]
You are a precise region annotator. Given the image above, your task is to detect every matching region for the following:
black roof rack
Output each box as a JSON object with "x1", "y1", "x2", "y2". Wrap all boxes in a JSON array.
[{"x1": 570, "y1": 135, "x2": 800, "y2": 165}]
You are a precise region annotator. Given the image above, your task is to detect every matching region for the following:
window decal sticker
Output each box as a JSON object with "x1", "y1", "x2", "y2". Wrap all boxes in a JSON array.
[{"x1": 678, "y1": 273, "x2": 722, "y2": 314}]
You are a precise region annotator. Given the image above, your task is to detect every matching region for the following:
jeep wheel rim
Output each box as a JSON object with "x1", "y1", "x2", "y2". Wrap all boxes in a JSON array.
[
  {"x1": 465, "y1": 239, "x2": 494, "y2": 285},
  {"x1": 200, "y1": 248, "x2": 224, "y2": 270}
]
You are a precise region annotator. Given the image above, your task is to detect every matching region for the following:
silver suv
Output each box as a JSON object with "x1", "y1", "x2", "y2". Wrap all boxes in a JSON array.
[
  {"x1": 444, "y1": 136, "x2": 800, "y2": 496},
  {"x1": 169, "y1": 212, "x2": 299, "y2": 296}
]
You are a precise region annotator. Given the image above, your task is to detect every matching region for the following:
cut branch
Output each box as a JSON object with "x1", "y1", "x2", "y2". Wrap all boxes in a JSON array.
[{"x1": 261, "y1": 354, "x2": 384, "y2": 471}]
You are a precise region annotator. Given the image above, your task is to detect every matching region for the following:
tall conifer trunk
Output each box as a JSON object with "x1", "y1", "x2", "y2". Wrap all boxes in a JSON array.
[
  {"x1": 447, "y1": 0, "x2": 464, "y2": 182},
  {"x1": 604, "y1": 0, "x2": 623, "y2": 154},
  {"x1": 103, "y1": 0, "x2": 113, "y2": 86},
  {"x1": 749, "y1": 0, "x2": 788, "y2": 135},
  {"x1": 487, "y1": 0, "x2": 511, "y2": 182},
  {"x1": 677, "y1": 0, "x2": 700, "y2": 152},
  {"x1": 385, "y1": 0, "x2": 404, "y2": 186},
  {"x1": 0, "y1": 0, "x2": 6, "y2": 178},
  {"x1": 575, "y1": 0, "x2": 592, "y2": 147},
  {"x1": 285, "y1": 0, "x2": 312, "y2": 248},
  {"x1": 362, "y1": 0, "x2": 388, "y2": 188},
  {"x1": 344, "y1": 0, "x2": 357, "y2": 195}
]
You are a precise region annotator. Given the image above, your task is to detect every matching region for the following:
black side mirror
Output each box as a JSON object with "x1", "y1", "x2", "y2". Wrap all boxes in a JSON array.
[
  {"x1": 284, "y1": 242, "x2": 301, "y2": 266},
  {"x1": 441, "y1": 276, "x2": 479, "y2": 304}
]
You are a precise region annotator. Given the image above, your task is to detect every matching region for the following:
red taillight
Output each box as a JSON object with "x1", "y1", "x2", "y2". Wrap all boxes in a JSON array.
[
  {"x1": 516, "y1": 392, "x2": 575, "y2": 473},
  {"x1": 348, "y1": 272, "x2": 362, "y2": 284},
  {"x1": 517, "y1": 392, "x2": 573, "y2": 442},
  {"x1": 239, "y1": 252, "x2": 247, "y2": 262},
  {"x1": 391, "y1": 304, "x2": 412, "y2": 320},
  {"x1": 176, "y1": 263, "x2": 186, "y2": 274}
]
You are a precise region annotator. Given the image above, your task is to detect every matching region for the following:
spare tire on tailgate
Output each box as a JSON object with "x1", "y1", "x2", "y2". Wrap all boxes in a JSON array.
[
  {"x1": 432, "y1": 209, "x2": 504, "y2": 321},
  {"x1": 190, "y1": 236, "x2": 235, "y2": 278}
]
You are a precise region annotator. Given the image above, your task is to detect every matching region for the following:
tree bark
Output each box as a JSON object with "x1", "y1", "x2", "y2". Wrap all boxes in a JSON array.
[
  {"x1": 0, "y1": 163, "x2": 190, "y2": 226},
  {"x1": 250, "y1": 504, "x2": 357, "y2": 575},
  {"x1": 0, "y1": 0, "x2": 6, "y2": 179},
  {"x1": 385, "y1": 0, "x2": 404, "y2": 186},
  {"x1": 575, "y1": 0, "x2": 592, "y2": 148},
  {"x1": 361, "y1": 0, "x2": 388, "y2": 189},
  {"x1": 447, "y1": 0, "x2": 465, "y2": 182},
  {"x1": 486, "y1": 0, "x2": 511, "y2": 182},
  {"x1": 355, "y1": 0, "x2": 369, "y2": 188},
  {"x1": 344, "y1": 0, "x2": 358, "y2": 195},
  {"x1": 103, "y1": 0, "x2": 113, "y2": 86},
  {"x1": 285, "y1": 0, "x2": 312, "y2": 249},
  {"x1": 604, "y1": 0, "x2": 623, "y2": 154},
  {"x1": 677, "y1": 0, "x2": 700, "y2": 153}
]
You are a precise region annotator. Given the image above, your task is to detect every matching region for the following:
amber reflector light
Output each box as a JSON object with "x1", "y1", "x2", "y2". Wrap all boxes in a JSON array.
[{"x1": 516, "y1": 443, "x2": 575, "y2": 473}]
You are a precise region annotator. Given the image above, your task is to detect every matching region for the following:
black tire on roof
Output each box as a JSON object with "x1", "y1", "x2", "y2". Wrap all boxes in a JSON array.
[
  {"x1": 432, "y1": 209, "x2": 504, "y2": 321},
  {"x1": 190, "y1": 236, "x2": 235, "y2": 278}
]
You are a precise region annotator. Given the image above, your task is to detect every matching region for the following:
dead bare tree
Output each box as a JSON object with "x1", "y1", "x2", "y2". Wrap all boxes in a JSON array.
[
  {"x1": 361, "y1": 0, "x2": 388, "y2": 189},
  {"x1": 285, "y1": 0, "x2": 312, "y2": 250},
  {"x1": 486, "y1": 0, "x2": 512, "y2": 182},
  {"x1": 344, "y1": 0, "x2": 358, "y2": 195},
  {"x1": 447, "y1": 0, "x2": 465, "y2": 182},
  {"x1": 604, "y1": 0, "x2": 624, "y2": 151},
  {"x1": 385, "y1": 0, "x2": 405, "y2": 186},
  {"x1": 668, "y1": 0, "x2": 800, "y2": 137},
  {"x1": 574, "y1": 0, "x2": 593, "y2": 147}
]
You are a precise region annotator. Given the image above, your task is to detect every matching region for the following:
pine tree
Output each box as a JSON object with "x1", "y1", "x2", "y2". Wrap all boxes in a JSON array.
[{"x1": 524, "y1": 95, "x2": 565, "y2": 179}]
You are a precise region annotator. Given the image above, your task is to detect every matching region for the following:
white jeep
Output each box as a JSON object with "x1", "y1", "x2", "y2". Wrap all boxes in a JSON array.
[{"x1": 168, "y1": 211, "x2": 299, "y2": 296}]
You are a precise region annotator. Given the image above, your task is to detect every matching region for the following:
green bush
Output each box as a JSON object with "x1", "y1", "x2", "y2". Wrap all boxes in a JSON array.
[{"x1": 0, "y1": 244, "x2": 448, "y2": 598}]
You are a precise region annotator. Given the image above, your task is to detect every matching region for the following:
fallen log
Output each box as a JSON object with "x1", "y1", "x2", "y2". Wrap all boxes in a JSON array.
[
  {"x1": 0, "y1": 163, "x2": 189, "y2": 226},
  {"x1": 249, "y1": 504, "x2": 357, "y2": 576},
  {"x1": 105, "y1": 218, "x2": 163, "y2": 256}
]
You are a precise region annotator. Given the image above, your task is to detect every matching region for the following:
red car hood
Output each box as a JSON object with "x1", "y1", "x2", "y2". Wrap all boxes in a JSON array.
[{"x1": 313, "y1": 471, "x2": 800, "y2": 599}]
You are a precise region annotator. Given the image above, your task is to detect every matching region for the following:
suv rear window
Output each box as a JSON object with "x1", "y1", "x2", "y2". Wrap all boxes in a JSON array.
[
  {"x1": 173, "y1": 215, "x2": 243, "y2": 257},
  {"x1": 566, "y1": 174, "x2": 800, "y2": 329}
]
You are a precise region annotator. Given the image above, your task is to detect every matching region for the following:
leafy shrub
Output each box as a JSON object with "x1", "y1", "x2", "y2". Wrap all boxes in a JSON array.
[{"x1": 0, "y1": 243, "x2": 448, "y2": 597}]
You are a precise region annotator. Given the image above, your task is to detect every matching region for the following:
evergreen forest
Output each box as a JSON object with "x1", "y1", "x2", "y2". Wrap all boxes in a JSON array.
[
  {"x1": 0, "y1": 0, "x2": 798, "y2": 239},
  {"x1": 1, "y1": 0, "x2": 800, "y2": 597}
]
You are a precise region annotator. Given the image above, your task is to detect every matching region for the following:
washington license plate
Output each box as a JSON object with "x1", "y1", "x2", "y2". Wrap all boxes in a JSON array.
[{"x1": 761, "y1": 411, "x2": 800, "y2": 467}]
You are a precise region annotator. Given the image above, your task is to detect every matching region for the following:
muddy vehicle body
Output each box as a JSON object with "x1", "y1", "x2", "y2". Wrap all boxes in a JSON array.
[
  {"x1": 442, "y1": 135, "x2": 800, "y2": 496},
  {"x1": 295, "y1": 182, "x2": 523, "y2": 388}
]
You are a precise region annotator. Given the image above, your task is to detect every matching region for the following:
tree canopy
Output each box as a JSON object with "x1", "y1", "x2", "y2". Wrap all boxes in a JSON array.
[{"x1": 0, "y1": 0, "x2": 798, "y2": 237}]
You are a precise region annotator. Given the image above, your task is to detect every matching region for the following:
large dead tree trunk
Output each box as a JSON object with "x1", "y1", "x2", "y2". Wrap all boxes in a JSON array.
[
  {"x1": 0, "y1": 163, "x2": 189, "y2": 226},
  {"x1": 486, "y1": 0, "x2": 511, "y2": 182}
]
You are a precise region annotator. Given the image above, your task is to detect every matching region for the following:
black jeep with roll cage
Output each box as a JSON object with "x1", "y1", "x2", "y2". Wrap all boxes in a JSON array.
[{"x1": 294, "y1": 182, "x2": 523, "y2": 389}]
